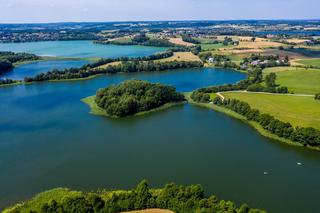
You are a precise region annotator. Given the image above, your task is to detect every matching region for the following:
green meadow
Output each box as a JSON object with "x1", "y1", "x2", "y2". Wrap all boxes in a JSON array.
[
  {"x1": 222, "y1": 92, "x2": 320, "y2": 130},
  {"x1": 263, "y1": 67, "x2": 320, "y2": 94}
]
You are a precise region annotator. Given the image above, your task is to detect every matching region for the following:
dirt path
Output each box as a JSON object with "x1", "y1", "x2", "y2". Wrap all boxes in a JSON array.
[
  {"x1": 223, "y1": 90, "x2": 314, "y2": 97},
  {"x1": 216, "y1": 92, "x2": 225, "y2": 101}
]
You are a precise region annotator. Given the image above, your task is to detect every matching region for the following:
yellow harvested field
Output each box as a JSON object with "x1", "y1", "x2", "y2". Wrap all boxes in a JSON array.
[
  {"x1": 157, "y1": 52, "x2": 201, "y2": 62},
  {"x1": 122, "y1": 209, "x2": 174, "y2": 213},
  {"x1": 231, "y1": 49, "x2": 264, "y2": 54},
  {"x1": 216, "y1": 36, "x2": 266, "y2": 42},
  {"x1": 237, "y1": 40, "x2": 283, "y2": 49},
  {"x1": 238, "y1": 36, "x2": 266, "y2": 42},
  {"x1": 95, "y1": 61, "x2": 122, "y2": 69},
  {"x1": 286, "y1": 38, "x2": 309, "y2": 44},
  {"x1": 169, "y1": 37, "x2": 194, "y2": 46}
]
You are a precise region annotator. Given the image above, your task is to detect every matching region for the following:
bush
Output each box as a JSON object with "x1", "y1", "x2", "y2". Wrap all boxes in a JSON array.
[
  {"x1": 34, "y1": 180, "x2": 265, "y2": 213},
  {"x1": 247, "y1": 84, "x2": 264, "y2": 92},
  {"x1": 191, "y1": 91, "x2": 210, "y2": 103},
  {"x1": 95, "y1": 80, "x2": 185, "y2": 117},
  {"x1": 315, "y1": 93, "x2": 320, "y2": 100}
]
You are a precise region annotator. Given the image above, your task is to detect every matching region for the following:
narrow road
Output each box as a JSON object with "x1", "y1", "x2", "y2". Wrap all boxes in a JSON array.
[{"x1": 216, "y1": 92, "x2": 225, "y2": 101}]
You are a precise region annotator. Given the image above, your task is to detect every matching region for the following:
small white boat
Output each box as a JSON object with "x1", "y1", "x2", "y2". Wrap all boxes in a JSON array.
[
  {"x1": 263, "y1": 172, "x2": 268, "y2": 175},
  {"x1": 297, "y1": 162, "x2": 302, "y2": 166}
]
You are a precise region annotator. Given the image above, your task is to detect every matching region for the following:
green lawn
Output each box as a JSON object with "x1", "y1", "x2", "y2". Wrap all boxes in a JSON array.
[
  {"x1": 209, "y1": 93, "x2": 218, "y2": 100},
  {"x1": 263, "y1": 67, "x2": 320, "y2": 94},
  {"x1": 200, "y1": 43, "x2": 233, "y2": 51},
  {"x1": 222, "y1": 92, "x2": 320, "y2": 130},
  {"x1": 296, "y1": 58, "x2": 320, "y2": 67}
]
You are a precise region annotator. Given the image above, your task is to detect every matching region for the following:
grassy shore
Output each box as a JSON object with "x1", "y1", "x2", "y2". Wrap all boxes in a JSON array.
[
  {"x1": 222, "y1": 92, "x2": 320, "y2": 130},
  {"x1": 81, "y1": 95, "x2": 186, "y2": 119},
  {"x1": 184, "y1": 93, "x2": 319, "y2": 151}
]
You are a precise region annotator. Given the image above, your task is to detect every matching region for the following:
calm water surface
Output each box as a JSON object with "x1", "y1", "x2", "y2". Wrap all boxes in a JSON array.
[
  {"x1": 0, "y1": 67, "x2": 320, "y2": 213},
  {"x1": 0, "y1": 60, "x2": 90, "y2": 80},
  {"x1": 0, "y1": 40, "x2": 167, "y2": 58}
]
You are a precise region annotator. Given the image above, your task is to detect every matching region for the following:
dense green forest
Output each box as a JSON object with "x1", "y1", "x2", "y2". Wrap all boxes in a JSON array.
[
  {"x1": 95, "y1": 80, "x2": 185, "y2": 117},
  {"x1": 181, "y1": 35, "x2": 201, "y2": 44},
  {"x1": 4, "y1": 180, "x2": 265, "y2": 213},
  {"x1": 0, "y1": 51, "x2": 40, "y2": 74}
]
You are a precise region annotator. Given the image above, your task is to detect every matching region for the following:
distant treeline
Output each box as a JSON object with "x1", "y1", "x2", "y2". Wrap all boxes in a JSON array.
[
  {"x1": 181, "y1": 34, "x2": 201, "y2": 44},
  {"x1": 96, "y1": 33, "x2": 175, "y2": 47},
  {"x1": 213, "y1": 97, "x2": 320, "y2": 148},
  {"x1": 0, "y1": 50, "x2": 203, "y2": 85},
  {"x1": 0, "y1": 51, "x2": 40, "y2": 75},
  {"x1": 95, "y1": 80, "x2": 185, "y2": 117},
  {"x1": 24, "y1": 60, "x2": 203, "y2": 82},
  {"x1": 6, "y1": 180, "x2": 265, "y2": 213}
]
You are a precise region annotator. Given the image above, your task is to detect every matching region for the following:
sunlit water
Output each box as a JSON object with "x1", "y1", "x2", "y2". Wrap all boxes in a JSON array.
[{"x1": 0, "y1": 67, "x2": 319, "y2": 213}]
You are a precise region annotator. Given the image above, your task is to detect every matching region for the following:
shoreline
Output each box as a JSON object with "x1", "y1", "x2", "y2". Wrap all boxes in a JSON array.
[
  {"x1": 184, "y1": 93, "x2": 320, "y2": 152},
  {"x1": 81, "y1": 95, "x2": 186, "y2": 119}
]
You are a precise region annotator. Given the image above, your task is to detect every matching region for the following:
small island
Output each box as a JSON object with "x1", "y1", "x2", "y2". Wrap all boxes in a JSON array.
[{"x1": 82, "y1": 80, "x2": 186, "y2": 118}]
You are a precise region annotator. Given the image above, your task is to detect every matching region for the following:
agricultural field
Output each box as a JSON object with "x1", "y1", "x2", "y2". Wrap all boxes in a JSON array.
[
  {"x1": 237, "y1": 40, "x2": 283, "y2": 49},
  {"x1": 168, "y1": 37, "x2": 194, "y2": 46},
  {"x1": 109, "y1": 36, "x2": 132, "y2": 44},
  {"x1": 95, "y1": 61, "x2": 122, "y2": 69},
  {"x1": 200, "y1": 43, "x2": 230, "y2": 51},
  {"x1": 295, "y1": 58, "x2": 320, "y2": 67},
  {"x1": 285, "y1": 38, "x2": 309, "y2": 44},
  {"x1": 263, "y1": 67, "x2": 320, "y2": 94},
  {"x1": 222, "y1": 92, "x2": 320, "y2": 130},
  {"x1": 157, "y1": 52, "x2": 201, "y2": 62}
]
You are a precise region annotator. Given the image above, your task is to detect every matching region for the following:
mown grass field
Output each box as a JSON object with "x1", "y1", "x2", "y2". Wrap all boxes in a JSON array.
[
  {"x1": 296, "y1": 58, "x2": 320, "y2": 67},
  {"x1": 110, "y1": 36, "x2": 132, "y2": 44},
  {"x1": 157, "y1": 52, "x2": 201, "y2": 62},
  {"x1": 200, "y1": 43, "x2": 231, "y2": 51},
  {"x1": 263, "y1": 67, "x2": 320, "y2": 94},
  {"x1": 222, "y1": 92, "x2": 320, "y2": 130}
]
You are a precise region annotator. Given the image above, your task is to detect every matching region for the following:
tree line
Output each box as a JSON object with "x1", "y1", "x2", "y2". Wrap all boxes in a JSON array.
[
  {"x1": 181, "y1": 34, "x2": 201, "y2": 44},
  {"x1": 14, "y1": 180, "x2": 265, "y2": 213},
  {"x1": 0, "y1": 51, "x2": 40, "y2": 75},
  {"x1": 213, "y1": 97, "x2": 320, "y2": 147},
  {"x1": 95, "y1": 80, "x2": 185, "y2": 117},
  {"x1": 24, "y1": 60, "x2": 203, "y2": 82}
]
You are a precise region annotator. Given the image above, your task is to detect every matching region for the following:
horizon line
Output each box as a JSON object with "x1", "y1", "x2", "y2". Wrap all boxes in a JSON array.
[{"x1": 1, "y1": 18, "x2": 320, "y2": 25}]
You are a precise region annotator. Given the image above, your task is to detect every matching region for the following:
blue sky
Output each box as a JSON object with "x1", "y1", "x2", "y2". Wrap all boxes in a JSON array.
[{"x1": 0, "y1": 0, "x2": 319, "y2": 23}]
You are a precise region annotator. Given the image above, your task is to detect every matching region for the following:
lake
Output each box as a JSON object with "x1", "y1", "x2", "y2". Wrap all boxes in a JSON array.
[
  {"x1": 0, "y1": 40, "x2": 167, "y2": 58},
  {"x1": 0, "y1": 60, "x2": 90, "y2": 80},
  {"x1": 1, "y1": 67, "x2": 320, "y2": 213}
]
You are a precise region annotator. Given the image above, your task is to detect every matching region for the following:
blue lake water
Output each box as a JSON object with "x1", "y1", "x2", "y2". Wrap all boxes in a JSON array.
[
  {"x1": 1, "y1": 67, "x2": 320, "y2": 213},
  {"x1": 0, "y1": 60, "x2": 90, "y2": 80},
  {"x1": 0, "y1": 40, "x2": 167, "y2": 58}
]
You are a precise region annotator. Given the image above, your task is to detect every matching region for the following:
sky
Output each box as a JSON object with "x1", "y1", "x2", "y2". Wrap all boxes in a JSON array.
[{"x1": 0, "y1": 0, "x2": 319, "y2": 23}]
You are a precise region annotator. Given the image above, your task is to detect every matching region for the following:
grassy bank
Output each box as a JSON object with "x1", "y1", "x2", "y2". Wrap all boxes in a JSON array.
[
  {"x1": 185, "y1": 93, "x2": 320, "y2": 151},
  {"x1": 222, "y1": 92, "x2": 320, "y2": 130},
  {"x1": 81, "y1": 95, "x2": 186, "y2": 119}
]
